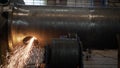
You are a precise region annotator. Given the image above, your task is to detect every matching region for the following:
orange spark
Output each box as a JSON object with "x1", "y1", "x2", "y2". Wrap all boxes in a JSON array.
[{"x1": 3, "y1": 37, "x2": 44, "y2": 68}]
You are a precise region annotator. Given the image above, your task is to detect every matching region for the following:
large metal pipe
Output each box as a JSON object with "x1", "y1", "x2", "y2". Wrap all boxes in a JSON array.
[{"x1": 10, "y1": 6, "x2": 120, "y2": 49}]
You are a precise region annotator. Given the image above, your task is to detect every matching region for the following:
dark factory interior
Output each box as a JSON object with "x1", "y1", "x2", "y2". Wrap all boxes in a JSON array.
[{"x1": 0, "y1": 0, "x2": 120, "y2": 68}]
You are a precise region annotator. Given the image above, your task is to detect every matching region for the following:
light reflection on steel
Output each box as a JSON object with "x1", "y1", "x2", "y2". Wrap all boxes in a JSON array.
[{"x1": 9, "y1": 6, "x2": 120, "y2": 49}]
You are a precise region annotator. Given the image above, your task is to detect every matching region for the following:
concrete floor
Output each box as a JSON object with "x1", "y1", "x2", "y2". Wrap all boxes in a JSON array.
[
  {"x1": 1, "y1": 50, "x2": 117, "y2": 68},
  {"x1": 83, "y1": 50, "x2": 118, "y2": 68},
  {"x1": 27, "y1": 50, "x2": 118, "y2": 68}
]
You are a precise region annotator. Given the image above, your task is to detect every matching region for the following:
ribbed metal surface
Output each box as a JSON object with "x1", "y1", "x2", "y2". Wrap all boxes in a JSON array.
[
  {"x1": 12, "y1": 6, "x2": 120, "y2": 32},
  {"x1": 45, "y1": 39, "x2": 80, "y2": 68},
  {"x1": 10, "y1": 6, "x2": 120, "y2": 48}
]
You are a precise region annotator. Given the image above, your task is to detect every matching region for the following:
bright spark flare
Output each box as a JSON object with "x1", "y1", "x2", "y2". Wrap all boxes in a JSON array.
[{"x1": 3, "y1": 37, "x2": 44, "y2": 68}]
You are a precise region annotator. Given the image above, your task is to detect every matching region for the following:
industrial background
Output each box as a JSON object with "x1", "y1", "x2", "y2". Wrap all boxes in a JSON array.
[{"x1": 0, "y1": 0, "x2": 120, "y2": 68}]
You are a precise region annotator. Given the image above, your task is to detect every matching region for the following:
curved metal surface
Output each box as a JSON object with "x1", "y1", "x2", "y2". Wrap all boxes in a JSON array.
[
  {"x1": 45, "y1": 39, "x2": 80, "y2": 68},
  {"x1": 10, "y1": 6, "x2": 120, "y2": 49}
]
